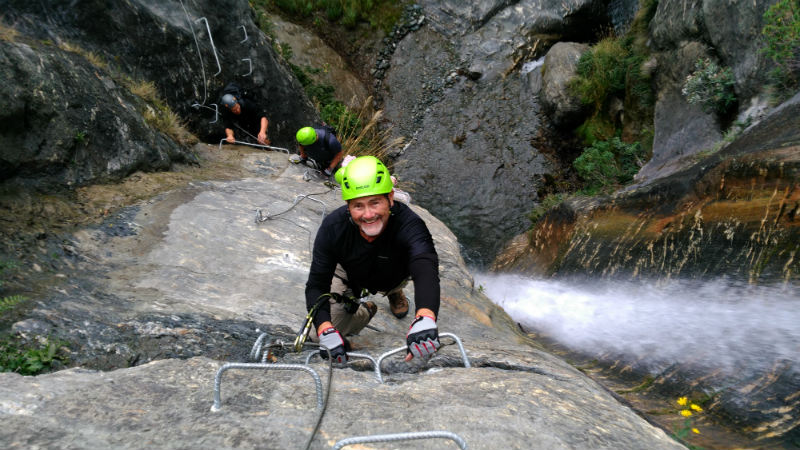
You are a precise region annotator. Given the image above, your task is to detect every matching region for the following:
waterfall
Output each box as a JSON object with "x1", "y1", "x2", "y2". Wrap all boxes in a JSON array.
[{"x1": 474, "y1": 273, "x2": 800, "y2": 379}]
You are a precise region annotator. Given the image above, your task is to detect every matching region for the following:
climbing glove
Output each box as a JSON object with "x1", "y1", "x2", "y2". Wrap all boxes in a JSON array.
[
  {"x1": 318, "y1": 326, "x2": 347, "y2": 363},
  {"x1": 406, "y1": 315, "x2": 440, "y2": 359}
]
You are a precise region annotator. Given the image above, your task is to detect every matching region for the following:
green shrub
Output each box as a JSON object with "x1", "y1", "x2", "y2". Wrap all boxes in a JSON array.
[
  {"x1": 568, "y1": 0, "x2": 656, "y2": 153},
  {"x1": 682, "y1": 58, "x2": 737, "y2": 115},
  {"x1": 571, "y1": 38, "x2": 629, "y2": 109},
  {"x1": 761, "y1": 0, "x2": 800, "y2": 100},
  {"x1": 576, "y1": 115, "x2": 617, "y2": 146},
  {"x1": 321, "y1": 101, "x2": 360, "y2": 136},
  {"x1": 0, "y1": 336, "x2": 68, "y2": 375},
  {"x1": 574, "y1": 137, "x2": 645, "y2": 193}
]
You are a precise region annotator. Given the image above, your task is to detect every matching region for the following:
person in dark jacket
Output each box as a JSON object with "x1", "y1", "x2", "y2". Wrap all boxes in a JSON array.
[
  {"x1": 220, "y1": 93, "x2": 270, "y2": 145},
  {"x1": 305, "y1": 156, "x2": 441, "y2": 363},
  {"x1": 294, "y1": 126, "x2": 343, "y2": 177}
]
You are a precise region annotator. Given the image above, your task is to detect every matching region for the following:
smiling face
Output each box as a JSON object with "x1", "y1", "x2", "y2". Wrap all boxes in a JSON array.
[{"x1": 348, "y1": 192, "x2": 394, "y2": 241}]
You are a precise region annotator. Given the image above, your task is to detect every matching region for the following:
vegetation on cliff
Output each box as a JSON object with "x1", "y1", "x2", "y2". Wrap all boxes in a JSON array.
[
  {"x1": 563, "y1": 0, "x2": 656, "y2": 196},
  {"x1": 252, "y1": 0, "x2": 405, "y2": 30},
  {"x1": 761, "y1": 0, "x2": 800, "y2": 101}
]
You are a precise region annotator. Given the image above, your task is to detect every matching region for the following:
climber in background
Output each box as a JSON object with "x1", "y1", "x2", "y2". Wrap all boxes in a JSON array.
[
  {"x1": 218, "y1": 82, "x2": 270, "y2": 146},
  {"x1": 291, "y1": 126, "x2": 343, "y2": 178}
]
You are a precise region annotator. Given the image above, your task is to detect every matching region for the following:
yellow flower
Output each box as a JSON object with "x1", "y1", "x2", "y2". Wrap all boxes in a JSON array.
[
  {"x1": 680, "y1": 409, "x2": 693, "y2": 417},
  {"x1": 690, "y1": 404, "x2": 703, "y2": 412},
  {"x1": 692, "y1": 428, "x2": 700, "y2": 434},
  {"x1": 677, "y1": 397, "x2": 688, "y2": 406}
]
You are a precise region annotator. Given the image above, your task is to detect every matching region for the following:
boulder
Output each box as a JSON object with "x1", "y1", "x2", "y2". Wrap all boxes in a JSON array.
[
  {"x1": 540, "y1": 42, "x2": 591, "y2": 128},
  {"x1": 0, "y1": 39, "x2": 189, "y2": 189}
]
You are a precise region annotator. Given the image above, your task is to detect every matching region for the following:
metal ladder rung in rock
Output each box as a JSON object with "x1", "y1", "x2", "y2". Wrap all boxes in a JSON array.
[
  {"x1": 211, "y1": 362, "x2": 323, "y2": 412},
  {"x1": 375, "y1": 332, "x2": 470, "y2": 384},
  {"x1": 218, "y1": 138, "x2": 290, "y2": 153},
  {"x1": 333, "y1": 430, "x2": 468, "y2": 449}
]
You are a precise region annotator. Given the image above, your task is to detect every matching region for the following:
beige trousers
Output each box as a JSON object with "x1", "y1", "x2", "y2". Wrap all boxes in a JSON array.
[{"x1": 312, "y1": 265, "x2": 410, "y2": 338}]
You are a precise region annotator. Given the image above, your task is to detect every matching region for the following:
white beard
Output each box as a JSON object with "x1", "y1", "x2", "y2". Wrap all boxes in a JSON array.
[{"x1": 360, "y1": 220, "x2": 385, "y2": 237}]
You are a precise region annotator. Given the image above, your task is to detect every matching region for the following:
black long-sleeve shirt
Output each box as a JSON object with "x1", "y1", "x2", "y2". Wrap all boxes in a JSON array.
[
  {"x1": 221, "y1": 98, "x2": 266, "y2": 137},
  {"x1": 305, "y1": 201, "x2": 440, "y2": 327}
]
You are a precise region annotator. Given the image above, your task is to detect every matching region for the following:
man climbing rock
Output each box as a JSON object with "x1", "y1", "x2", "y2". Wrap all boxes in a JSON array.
[
  {"x1": 304, "y1": 156, "x2": 441, "y2": 363},
  {"x1": 292, "y1": 126, "x2": 343, "y2": 177},
  {"x1": 219, "y1": 82, "x2": 270, "y2": 145}
]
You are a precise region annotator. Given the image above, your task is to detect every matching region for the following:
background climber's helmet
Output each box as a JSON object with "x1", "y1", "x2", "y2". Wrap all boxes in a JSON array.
[
  {"x1": 221, "y1": 94, "x2": 237, "y2": 109},
  {"x1": 296, "y1": 127, "x2": 317, "y2": 146},
  {"x1": 340, "y1": 156, "x2": 393, "y2": 201}
]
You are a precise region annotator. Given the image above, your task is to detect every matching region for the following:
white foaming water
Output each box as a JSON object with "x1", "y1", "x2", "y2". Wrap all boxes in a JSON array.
[
  {"x1": 521, "y1": 57, "x2": 545, "y2": 74},
  {"x1": 474, "y1": 273, "x2": 800, "y2": 376}
]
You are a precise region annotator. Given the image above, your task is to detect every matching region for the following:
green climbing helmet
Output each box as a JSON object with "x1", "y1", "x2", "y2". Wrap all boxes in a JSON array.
[
  {"x1": 296, "y1": 127, "x2": 317, "y2": 146},
  {"x1": 340, "y1": 156, "x2": 393, "y2": 201}
]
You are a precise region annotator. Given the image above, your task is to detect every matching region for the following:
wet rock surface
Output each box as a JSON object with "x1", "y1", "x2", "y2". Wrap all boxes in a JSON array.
[{"x1": 0, "y1": 146, "x2": 685, "y2": 449}]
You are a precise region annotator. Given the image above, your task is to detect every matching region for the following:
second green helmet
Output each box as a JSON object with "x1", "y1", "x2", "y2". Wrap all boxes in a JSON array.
[
  {"x1": 296, "y1": 127, "x2": 317, "y2": 146},
  {"x1": 340, "y1": 156, "x2": 393, "y2": 201}
]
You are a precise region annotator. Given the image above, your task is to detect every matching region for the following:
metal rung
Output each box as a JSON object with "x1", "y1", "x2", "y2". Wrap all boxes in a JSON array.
[
  {"x1": 249, "y1": 333, "x2": 268, "y2": 361},
  {"x1": 195, "y1": 17, "x2": 221, "y2": 76},
  {"x1": 211, "y1": 363, "x2": 323, "y2": 412},
  {"x1": 334, "y1": 430, "x2": 468, "y2": 449},
  {"x1": 375, "y1": 332, "x2": 470, "y2": 383},
  {"x1": 241, "y1": 58, "x2": 252, "y2": 76},
  {"x1": 218, "y1": 138, "x2": 289, "y2": 153}
]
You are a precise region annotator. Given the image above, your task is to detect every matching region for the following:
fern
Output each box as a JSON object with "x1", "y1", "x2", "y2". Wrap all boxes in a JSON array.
[{"x1": 0, "y1": 295, "x2": 27, "y2": 314}]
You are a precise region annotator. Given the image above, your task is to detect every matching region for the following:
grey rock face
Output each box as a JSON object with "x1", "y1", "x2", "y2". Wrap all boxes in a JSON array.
[
  {"x1": 638, "y1": 42, "x2": 724, "y2": 182},
  {"x1": 650, "y1": 0, "x2": 775, "y2": 100},
  {"x1": 0, "y1": 149, "x2": 685, "y2": 449},
  {"x1": 642, "y1": 0, "x2": 780, "y2": 182},
  {"x1": 1, "y1": 0, "x2": 319, "y2": 189},
  {"x1": 540, "y1": 42, "x2": 590, "y2": 128},
  {"x1": 383, "y1": 0, "x2": 608, "y2": 263},
  {"x1": 0, "y1": 40, "x2": 188, "y2": 188}
]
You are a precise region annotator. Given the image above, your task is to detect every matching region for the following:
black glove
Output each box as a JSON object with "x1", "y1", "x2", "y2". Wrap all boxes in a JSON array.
[
  {"x1": 406, "y1": 315, "x2": 440, "y2": 359},
  {"x1": 327, "y1": 292, "x2": 359, "y2": 314},
  {"x1": 318, "y1": 327, "x2": 347, "y2": 363}
]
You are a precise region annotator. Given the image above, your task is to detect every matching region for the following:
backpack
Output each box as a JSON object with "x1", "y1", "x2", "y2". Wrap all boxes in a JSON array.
[
  {"x1": 321, "y1": 124, "x2": 337, "y2": 139},
  {"x1": 219, "y1": 82, "x2": 250, "y2": 103}
]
